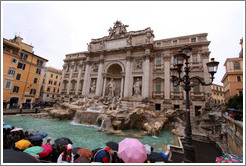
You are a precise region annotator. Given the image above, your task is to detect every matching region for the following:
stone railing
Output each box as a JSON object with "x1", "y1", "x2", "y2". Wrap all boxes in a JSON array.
[{"x1": 223, "y1": 114, "x2": 243, "y2": 155}]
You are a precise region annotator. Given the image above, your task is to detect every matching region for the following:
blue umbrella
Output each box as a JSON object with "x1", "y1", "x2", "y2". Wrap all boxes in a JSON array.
[
  {"x1": 37, "y1": 132, "x2": 48, "y2": 138},
  {"x1": 3, "y1": 125, "x2": 12, "y2": 129},
  {"x1": 28, "y1": 135, "x2": 43, "y2": 142}
]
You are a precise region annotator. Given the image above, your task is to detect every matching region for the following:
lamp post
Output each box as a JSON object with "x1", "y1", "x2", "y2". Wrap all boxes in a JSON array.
[{"x1": 170, "y1": 46, "x2": 219, "y2": 163}]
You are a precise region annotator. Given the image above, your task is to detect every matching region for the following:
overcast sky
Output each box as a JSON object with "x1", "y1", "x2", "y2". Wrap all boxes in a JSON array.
[{"x1": 2, "y1": 1, "x2": 245, "y2": 85}]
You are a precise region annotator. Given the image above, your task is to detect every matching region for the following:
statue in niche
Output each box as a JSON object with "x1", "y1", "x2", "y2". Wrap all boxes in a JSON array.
[
  {"x1": 133, "y1": 78, "x2": 142, "y2": 96},
  {"x1": 126, "y1": 35, "x2": 132, "y2": 46},
  {"x1": 134, "y1": 59, "x2": 142, "y2": 70},
  {"x1": 145, "y1": 32, "x2": 152, "y2": 44},
  {"x1": 90, "y1": 79, "x2": 96, "y2": 94},
  {"x1": 92, "y1": 63, "x2": 98, "y2": 72},
  {"x1": 87, "y1": 43, "x2": 92, "y2": 51},
  {"x1": 106, "y1": 78, "x2": 116, "y2": 98}
]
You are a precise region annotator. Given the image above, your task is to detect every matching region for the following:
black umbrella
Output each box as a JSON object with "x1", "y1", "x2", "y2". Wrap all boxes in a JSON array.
[
  {"x1": 3, "y1": 149, "x2": 40, "y2": 163},
  {"x1": 54, "y1": 137, "x2": 73, "y2": 146},
  {"x1": 28, "y1": 135, "x2": 43, "y2": 142},
  {"x1": 106, "y1": 141, "x2": 119, "y2": 151},
  {"x1": 72, "y1": 147, "x2": 81, "y2": 156},
  {"x1": 147, "y1": 152, "x2": 168, "y2": 163}
]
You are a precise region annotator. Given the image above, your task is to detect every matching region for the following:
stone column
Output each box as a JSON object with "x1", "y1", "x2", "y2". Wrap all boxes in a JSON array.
[
  {"x1": 121, "y1": 77, "x2": 124, "y2": 98},
  {"x1": 75, "y1": 63, "x2": 83, "y2": 95},
  {"x1": 96, "y1": 55, "x2": 104, "y2": 96},
  {"x1": 164, "y1": 55, "x2": 171, "y2": 100},
  {"x1": 202, "y1": 51, "x2": 211, "y2": 95},
  {"x1": 82, "y1": 60, "x2": 91, "y2": 95},
  {"x1": 67, "y1": 63, "x2": 74, "y2": 95},
  {"x1": 59, "y1": 64, "x2": 66, "y2": 95},
  {"x1": 124, "y1": 51, "x2": 131, "y2": 98},
  {"x1": 143, "y1": 50, "x2": 150, "y2": 98},
  {"x1": 103, "y1": 77, "x2": 107, "y2": 97}
]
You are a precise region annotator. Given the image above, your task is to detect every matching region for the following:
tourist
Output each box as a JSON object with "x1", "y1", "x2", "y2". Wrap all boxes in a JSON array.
[
  {"x1": 45, "y1": 137, "x2": 52, "y2": 145},
  {"x1": 57, "y1": 144, "x2": 74, "y2": 163}
]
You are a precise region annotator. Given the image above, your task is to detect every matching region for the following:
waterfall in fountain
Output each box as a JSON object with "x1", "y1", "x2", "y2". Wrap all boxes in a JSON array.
[
  {"x1": 152, "y1": 129, "x2": 158, "y2": 138},
  {"x1": 73, "y1": 109, "x2": 101, "y2": 126}
]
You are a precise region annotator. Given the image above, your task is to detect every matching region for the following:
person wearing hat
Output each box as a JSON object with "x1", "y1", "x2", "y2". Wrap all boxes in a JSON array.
[{"x1": 57, "y1": 144, "x2": 74, "y2": 163}]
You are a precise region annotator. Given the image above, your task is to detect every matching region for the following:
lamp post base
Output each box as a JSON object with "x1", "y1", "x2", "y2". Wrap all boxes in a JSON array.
[{"x1": 183, "y1": 141, "x2": 195, "y2": 163}]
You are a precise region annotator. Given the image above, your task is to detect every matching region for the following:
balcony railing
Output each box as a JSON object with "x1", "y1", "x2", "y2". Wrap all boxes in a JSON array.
[{"x1": 152, "y1": 91, "x2": 164, "y2": 99}]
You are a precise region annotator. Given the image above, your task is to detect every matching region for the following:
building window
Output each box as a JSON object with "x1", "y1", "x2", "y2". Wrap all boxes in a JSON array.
[
  {"x1": 8, "y1": 68, "x2": 16, "y2": 76},
  {"x1": 16, "y1": 73, "x2": 21, "y2": 80},
  {"x1": 51, "y1": 74, "x2": 53, "y2": 78},
  {"x1": 56, "y1": 75, "x2": 58, "y2": 79},
  {"x1": 66, "y1": 65, "x2": 70, "y2": 72},
  {"x1": 220, "y1": 87, "x2": 222, "y2": 91},
  {"x1": 12, "y1": 58, "x2": 18, "y2": 64},
  {"x1": 47, "y1": 87, "x2": 50, "y2": 92},
  {"x1": 47, "y1": 94, "x2": 49, "y2": 97},
  {"x1": 20, "y1": 53, "x2": 28, "y2": 60},
  {"x1": 237, "y1": 76, "x2": 241, "y2": 82},
  {"x1": 74, "y1": 64, "x2": 78, "y2": 72},
  {"x1": 234, "y1": 62, "x2": 240, "y2": 69},
  {"x1": 48, "y1": 80, "x2": 53, "y2": 85},
  {"x1": 193, "y1": 83, "x2": 200, "y2": 93},
  {"x1": 155, "y1": 82, "x2": 161, "y2": 93},
  {"x1": 174, "y1": 105, "x2": 180, "y2": 109},
  {"x1": 54, "y1": 81, "x2": 57, "y2": 85},
  {"x1": 36, "y1": 68, "x2": 41, "y2": 74},
  {"x1": 192, "y1": 53, "x2": 198, "y2": 63},
  {"x1": 12, "y1": 86, "x2": 19, "y2": 93},
  {"x1": 173, "y1": 83, "x2": 180, "y2": 92},
  {"x1": 214, "y1": 92, "x2": 216, "y2": 95},
  {"x1": 156, "y1": 42, "x2": 162, "y2": 46},
  {"x1": 4, "y1": 80, "x2": 12, "y2": 89},
  {"x1": 71, "y1": 82, "x2": 76, "y2": 90},
  {"x1": 37, "y1": 59, "x2": 43, "y2": 66},
  {"x1": 83, "y1": 64, "x2": 86, "y2": 71},
  {"x1": 17, "y1": 62, "x2": 26, "y2": 70},
  {"x1": 33, "y1": 78, "x2": 38, "y2": 84},
  {"x1": 57, "y1": 89, "x2": 59, "y2": 93},
  {"x1": 155, "y1": 57, "x2": 162, "y2": 67},
  {"x1": 155, "y1": 104, "x2": 161, "y2": 111},
  {"x1": 30, "y1": 89, "x2": 36, "y2": 95},
  {"x1": 63, "y1": 82, "x2": 67, "y2": 89},
  {"x1": 53, "y1": 88, "x2": 56, "y2": 92},
  {"x1": 191, "y1": 38, "x2": 197, "y2": 42},
  {"x1": 172, "y1": 40, "x2": 178, "y2": 45},
  {"x1": 216, "y1": 87, "x2": 219, "y2": 91}
]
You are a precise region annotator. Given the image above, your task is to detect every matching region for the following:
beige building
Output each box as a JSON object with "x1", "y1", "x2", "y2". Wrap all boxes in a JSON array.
[
  {"x1": 211, "y1": 84, "x2": 224, "y2": 105},
  {"x1": 40, "y1": 67, "x2": 62, "y2": 102},
  {"x1": 60, "y1": 21, "x2": 212, "y2": 117},
  {"x1": 221, "y1": 38, "x2": 243, "y2": 103}
]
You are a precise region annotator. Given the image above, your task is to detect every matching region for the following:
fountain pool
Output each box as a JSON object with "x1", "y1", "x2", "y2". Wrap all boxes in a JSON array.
[{"x1": 3, "y1": 116, "x2": 176, "y2": 152}]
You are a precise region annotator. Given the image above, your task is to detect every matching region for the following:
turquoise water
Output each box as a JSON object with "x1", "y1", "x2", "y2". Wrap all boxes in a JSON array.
[{"x1": 3, "y1": 116, "x2": 175, "y2": 152}]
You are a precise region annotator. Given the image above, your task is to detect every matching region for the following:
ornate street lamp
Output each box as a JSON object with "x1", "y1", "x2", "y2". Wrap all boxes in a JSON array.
[{"x1": 170, "y1": 45, "x2": 219, "y2": 163}]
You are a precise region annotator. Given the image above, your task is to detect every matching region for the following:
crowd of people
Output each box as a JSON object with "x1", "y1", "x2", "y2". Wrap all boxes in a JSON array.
[{"x1": 3, "y1": 124, "x2": 169, "y2": 163}]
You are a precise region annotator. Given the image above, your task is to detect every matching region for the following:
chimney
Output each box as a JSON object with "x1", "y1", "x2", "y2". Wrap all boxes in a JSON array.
[{"x1": 14, "y1": 36, "x2": 23, "y2": 44}]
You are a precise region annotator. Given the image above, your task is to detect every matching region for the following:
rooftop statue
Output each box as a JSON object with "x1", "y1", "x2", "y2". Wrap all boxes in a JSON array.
[{"x1": 108, "y1": 20, "x2": 129, "y2": 39}]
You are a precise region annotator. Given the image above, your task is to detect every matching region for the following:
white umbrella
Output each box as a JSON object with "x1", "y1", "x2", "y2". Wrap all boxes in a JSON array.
[{"x1": 10, "y1": 127, "x2": 23, "y2": 132}]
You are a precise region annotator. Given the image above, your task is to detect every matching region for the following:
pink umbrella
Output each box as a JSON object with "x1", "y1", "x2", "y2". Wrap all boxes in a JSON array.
[
  {"x1": 38, "y1": 144, "x2": 52, "y2": 158},
  {"x1": 118, "y1": 138, "x2": 147, "y2": 163}
]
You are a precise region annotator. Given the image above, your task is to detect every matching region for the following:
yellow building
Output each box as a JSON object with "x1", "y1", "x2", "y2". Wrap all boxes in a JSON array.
[
  {"x1": 211, "y1": 84, "x2": 225, "y2": 105},
  {"x1": 3, "y1": 36, "x2": 48, "y2": 108},
  {"x1": 221, "y1": 38, "x2": 243, "y2": 103},
  {"x1": 40, "y1": 67, "x2": 62, "y2": 102}
]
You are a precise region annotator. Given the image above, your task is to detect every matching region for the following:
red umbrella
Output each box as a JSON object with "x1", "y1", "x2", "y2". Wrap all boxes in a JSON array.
[{"x1": 38, "y1": 144, "x2": 52, "y2": 158}]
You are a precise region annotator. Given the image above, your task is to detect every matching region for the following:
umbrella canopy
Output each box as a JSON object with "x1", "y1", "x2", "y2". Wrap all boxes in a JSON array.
[
  {"x1": 54, "y1": 137, "x2": 73, "y2": 146},
  {"x1": 147, "y1": 152, "x2": 168, "y2": 163},
  {"x1": 3, "y1": 149, "x2": 40, "y2": 163},
  {"x1": 3, "y1": 125, "x2": 12, "y2": 129},
  {"x1": 10, "y1": 127, "x2": 23, "y2": 132},
  {"x1": 106, "y1": 141, "x2": 119, "y2": 151},
  {"x1": 92, "y1": 148, "x2": 103, "y2": 156},
  {"x1": 15, "y1": 139, "x2": 31, "y2": 150},
  {"x1": 118, "y1": 138, "x2": 147, "y2": 163},
  {"x1": 24, "y1": 146, "x2": 44, "y2": 155},
  {"x1": 75, "y1": 156, "x2": 91, "y2": 163},
  {"x1": 144, "y1": 144, "x2": 151, "y2": 155},
  {"x1": 38, "y1": 144, "x2": 52, "y2": 158},
  {"x1": 216, "y1": 154, "x2": 243, "y2": 163},
  {"x1": 28, "y1": 135, "x2": 43, "y2": 142},
  {"x1": 37, "y1": 131, "x2": 48, "y2": 138},
  {"x1": 93, "y1": 149, "x2": 112, "y2": 163},
  {"x1": 27, "y1": 129, "x2": 38, "y2": 135},
  {"x1": 77, "y1": 148, "x2": 93, "y2": 158}
]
